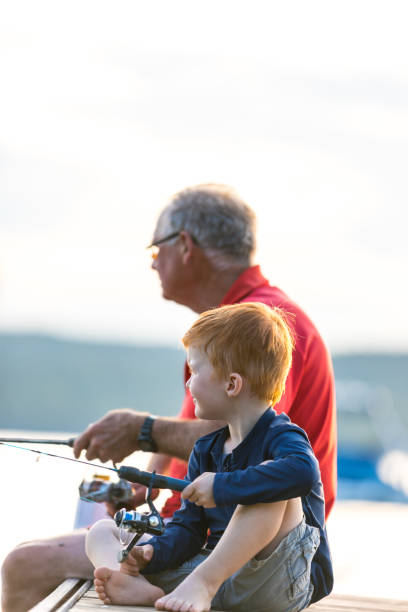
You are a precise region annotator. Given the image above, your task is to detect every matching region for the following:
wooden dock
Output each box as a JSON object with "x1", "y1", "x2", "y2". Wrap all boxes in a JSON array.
[
  {"x1": 76, "y1": 590, "x2": 408, "y2": 611},
  {"x1": 30, "y1": 579, "x2": 408, "y2": 611}
]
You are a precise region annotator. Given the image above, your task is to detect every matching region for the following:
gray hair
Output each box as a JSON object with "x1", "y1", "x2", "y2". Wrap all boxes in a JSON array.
[{"x1": 159, "y1": 184, "x2": 256, "y2": 266}]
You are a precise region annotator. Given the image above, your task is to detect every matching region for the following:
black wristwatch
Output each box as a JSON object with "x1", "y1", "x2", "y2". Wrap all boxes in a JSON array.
[{"x1": 138, "y1": 416, "x2": 158, "y2": 452}]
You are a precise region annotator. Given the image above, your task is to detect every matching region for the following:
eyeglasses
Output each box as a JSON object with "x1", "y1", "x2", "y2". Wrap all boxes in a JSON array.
[{"x1": 146, "y1": 231, "x2": 181, "y2": 260}]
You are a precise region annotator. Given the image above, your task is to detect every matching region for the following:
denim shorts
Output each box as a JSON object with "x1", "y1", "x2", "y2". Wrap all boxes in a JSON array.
[{"x1": 146, "y1": 517, "x2": 320, "y2": 612}]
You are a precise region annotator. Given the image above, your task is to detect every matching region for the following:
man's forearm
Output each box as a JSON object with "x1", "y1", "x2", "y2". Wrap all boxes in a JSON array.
[
  {"x1": 146, "y1": 452, "x2": 172, "y2": 474},
  {"x1": 151, "y1": 418, "x2": 226, "y2": 461},
  {"x1": 73, "y1": 408, "x2": 226, "y2": 464}
]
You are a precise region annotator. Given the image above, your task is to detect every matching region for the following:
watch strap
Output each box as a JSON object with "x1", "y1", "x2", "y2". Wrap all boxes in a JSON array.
[{"x1": 138, "y1": 416, "x2": 157, "y2": 452}]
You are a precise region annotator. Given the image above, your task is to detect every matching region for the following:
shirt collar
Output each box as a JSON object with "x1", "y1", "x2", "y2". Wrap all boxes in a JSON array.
[
  {"x1": 210, "y1": 407, "x2": 276, "y2": 463},
  {"x1": 219, "y1": 265, "x2": 270, "y2": 306}
]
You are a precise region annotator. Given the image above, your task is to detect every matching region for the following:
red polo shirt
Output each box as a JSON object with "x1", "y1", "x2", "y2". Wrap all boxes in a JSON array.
[{"x1": 161, "y1": 266, "x2": 337, "y2": 520}]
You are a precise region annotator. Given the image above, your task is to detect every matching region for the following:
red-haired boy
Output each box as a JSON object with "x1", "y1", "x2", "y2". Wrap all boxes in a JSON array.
[{"x1": 86, "y1": 303, "x2": 333, "y2": 612}]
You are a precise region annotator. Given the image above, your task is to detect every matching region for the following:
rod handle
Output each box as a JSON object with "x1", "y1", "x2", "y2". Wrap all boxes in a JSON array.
[{"x1": 117, "y1": 466, "x2": 189, "y2": 492}]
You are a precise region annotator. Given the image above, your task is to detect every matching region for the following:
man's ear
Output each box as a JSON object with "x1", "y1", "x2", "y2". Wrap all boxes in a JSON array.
[
  {"x1": 226, "y1": 373, "x2": 243, "y2": 397},
  {"x1": 178, "y1": 231, "x2": 196, "y2": 263}
]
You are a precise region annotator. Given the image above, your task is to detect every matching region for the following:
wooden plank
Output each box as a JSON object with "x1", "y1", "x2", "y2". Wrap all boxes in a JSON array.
[
  {"x1": 55, "y1": 580, "x2": 92, "y2": 612},
  {"x1": 71, "y1": 588, "x2": 408, "y2": 611},
  {"x1": 29, "y1": 578, "x2": 91, "y2": 612},
  {"x1": 73, "y1": 605, "x2": 156, "y2": 611},
  {"x1": 309, "y1": 593, "x2": 408, "y2": 611}
]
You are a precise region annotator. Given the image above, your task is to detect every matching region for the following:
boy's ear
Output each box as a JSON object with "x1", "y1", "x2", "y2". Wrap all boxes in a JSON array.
[{"x1": 226, "y1": 373, "x2": 243, "y2": 397}]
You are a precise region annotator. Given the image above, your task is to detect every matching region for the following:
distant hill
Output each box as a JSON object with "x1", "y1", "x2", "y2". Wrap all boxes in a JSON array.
[
  {"x1": 0, "y1": 333, "x2": 186, "y2": 432},
  {"x1": 0, "y1": 334, "x2": 407, "y2": 439}
]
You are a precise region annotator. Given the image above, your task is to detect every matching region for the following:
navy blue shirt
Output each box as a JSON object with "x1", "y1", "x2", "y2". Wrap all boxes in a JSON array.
[{"x1": 143, "y1": 408, "x2": 333, "y2": 604}]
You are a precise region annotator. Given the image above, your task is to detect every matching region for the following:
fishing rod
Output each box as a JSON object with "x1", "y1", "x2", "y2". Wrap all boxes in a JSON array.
[
  {"x1": 0, "y1": 440, "x2": 189, "y2": 492},
  {"x1": 0, "y1": 440, "x2": 190, "y2": 563},
  {"x1": 0, "y1": 436, "x2": 76, "y2": 446}
]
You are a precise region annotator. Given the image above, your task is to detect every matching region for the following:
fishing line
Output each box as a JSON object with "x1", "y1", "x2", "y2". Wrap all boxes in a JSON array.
[
  {"x1": 0, "y1": 441, "x2": 189, "y2": 491},
  {"x1": 0, "y1": 441, "x2": 116, "y2": 473},
  {"x1": 1, "y1": 440, "x2": 177, "y2": 562},
  {"x1": 0, "y1": 442, "x2": 124, "y2": 504}
]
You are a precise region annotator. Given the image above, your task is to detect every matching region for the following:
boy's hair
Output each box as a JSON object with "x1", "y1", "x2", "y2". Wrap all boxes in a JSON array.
[{"x1": 182, "y1": 302, "x2": 294, "y2": 406}]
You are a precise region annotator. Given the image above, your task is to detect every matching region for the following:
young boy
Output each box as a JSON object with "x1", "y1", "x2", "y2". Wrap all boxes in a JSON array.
[{"x1": 86, "y1": 303, "x2": 333, "y2": 611}]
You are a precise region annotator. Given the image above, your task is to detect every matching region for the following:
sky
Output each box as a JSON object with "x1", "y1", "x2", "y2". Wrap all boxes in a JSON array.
[{"x1": 1, "y1": 1, "x2": 407, "y2": 353}]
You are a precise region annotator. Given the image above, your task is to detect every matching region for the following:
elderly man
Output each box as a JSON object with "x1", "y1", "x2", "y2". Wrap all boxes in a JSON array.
[{"x1": 1, "y1": 184, "x2": 336, "y2": 611}]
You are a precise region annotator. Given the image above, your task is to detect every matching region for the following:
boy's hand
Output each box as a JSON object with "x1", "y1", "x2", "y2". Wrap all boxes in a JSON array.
[
  {"x1": 120, "y1": 544, "x2": 154, "y2": 577},
  {"x1": 182, "y1": 472, "x2": 216, "y2": 508}
]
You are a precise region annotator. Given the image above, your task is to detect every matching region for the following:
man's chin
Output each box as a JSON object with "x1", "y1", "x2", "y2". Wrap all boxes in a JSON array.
[
  {"x1": 160, "y1": 285, "x2": 173, "y2": 301},
  {"x1": 161, "y1": 290, "x2": 188, "y2": 308}
]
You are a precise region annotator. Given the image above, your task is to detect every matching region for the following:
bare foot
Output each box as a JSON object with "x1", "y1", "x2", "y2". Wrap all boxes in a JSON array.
[
  {"x1": 93, "y1": 566, "x2": 164, "y2": 605},
  {"x1": 155, "y1": 573, "x2": 214, "y2": 612}
]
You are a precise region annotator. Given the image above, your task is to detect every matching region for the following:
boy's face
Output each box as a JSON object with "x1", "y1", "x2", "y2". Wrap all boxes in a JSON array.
[{"x1": 186, "y1": 346, "x2": 228, "y2": 420}]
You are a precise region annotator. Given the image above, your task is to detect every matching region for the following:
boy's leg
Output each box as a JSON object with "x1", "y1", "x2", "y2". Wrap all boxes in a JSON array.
[
  {"x1": 86, "y1": 519, "x2": 164, "y2": 606},
  {"x1": 156, "y1": 498, "x2": 303, "y2": 612},
  {"x1": 1, "y1": 530, "x2": 93, "y2": 612}
]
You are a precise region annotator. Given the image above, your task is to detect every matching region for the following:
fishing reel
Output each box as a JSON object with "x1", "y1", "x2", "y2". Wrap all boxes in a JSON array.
[
  {"x1": 114, "y1": 472, "x2": 165, "y2": 563},
  {"x1": 79, "y1": 475, "x2": 135, "y2": 510}
]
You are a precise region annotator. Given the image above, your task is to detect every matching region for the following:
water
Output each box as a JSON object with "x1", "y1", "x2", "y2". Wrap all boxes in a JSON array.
[{"x1": 336, "y1": 379, "x2": 408, "y2": 504}]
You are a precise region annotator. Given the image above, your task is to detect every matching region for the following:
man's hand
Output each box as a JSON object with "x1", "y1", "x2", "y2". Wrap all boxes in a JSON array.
[
  {"x1": 120, "y1": 544, "x2": 154, "y2": 577},
  {"x1": 182, "y1": 472, "x2": 216, "y2": 508},
  {"x1": 73, "y1": 409, "x2": 150, "y2": 463}
]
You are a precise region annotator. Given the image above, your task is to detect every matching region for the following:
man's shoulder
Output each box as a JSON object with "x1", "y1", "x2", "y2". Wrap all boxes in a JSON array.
[
  {"x1": 244, "y1": 283, "x2": 314, "y2": 329},
  {"x1": 224, "y1": 266, "x2": 325, "y2": 349},
  {"x1": 242, "y1": 280, "x2": 330, "y2": 364}
]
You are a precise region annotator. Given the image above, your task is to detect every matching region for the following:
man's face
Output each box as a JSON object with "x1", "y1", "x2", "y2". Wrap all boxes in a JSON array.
[{"x1": 150, "y1": 219, "x2": 183, "y2": 303}]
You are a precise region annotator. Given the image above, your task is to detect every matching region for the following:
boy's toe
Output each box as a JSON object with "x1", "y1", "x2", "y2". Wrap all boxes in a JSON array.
[{"x1": 159, "y1": 596, "x2": 176, "y2": 611}]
